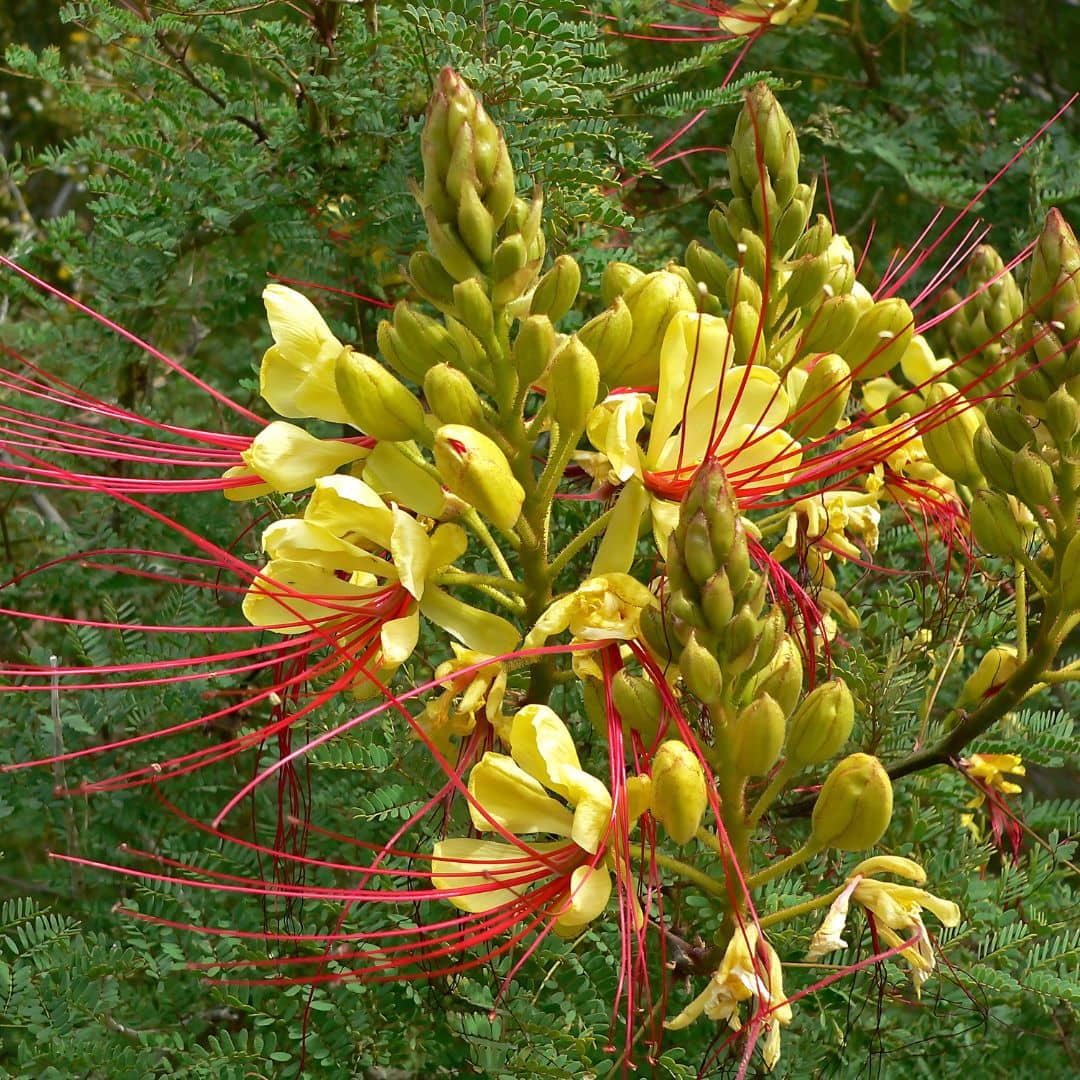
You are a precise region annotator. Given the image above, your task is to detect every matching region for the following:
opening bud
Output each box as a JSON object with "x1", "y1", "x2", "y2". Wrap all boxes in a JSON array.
[
  {"x1": 957, "y1": 645, "x2": 1019, "y2": 710},
  {"x1": 433, "y1": 424, "x2": 525, "y2": 532}
]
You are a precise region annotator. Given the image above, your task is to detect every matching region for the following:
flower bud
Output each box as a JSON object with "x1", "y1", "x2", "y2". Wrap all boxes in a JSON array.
[
  {"x1": 731, "y1": 299, "x2": 767, "y2": 367},
  {"x1": 679, "y1": 632, "x2": 723, "y2": 706},
  {"x1": 433, "y1": 424, "x2": 525, "y2": 531},
  {"x1": 785, "y1": 678, "x2": 855, "y2": 766},
  {"x1": 682, "y1": 510, "x2": 718, "y2": 587},
  {"x1": 957, "y1": 645, "x2": 1019, "y2": 709},
  {"x1": 423, "y1": 208, "x2": 483, "y2": 283},
  {"x1": 1062, "y1": 532, "x2": 1080, "y2": 612},
  {"x1": 793, "y1": 353, "x2": 851, "y2": 438},
  {"x1": 651, "y1": 740, "x2": 708, "y2": 845},
  {"x1": 529, "y1": 255, "x2": 581, "y2": 323},
  {"x1": 617, "y1": 271, "x2": 697, "y2": 386},
  {"x1": 424, "y1": 363, "x2": 486, "y2": 428},
  {"x1": 600, "y1": 261, "x2": 646, "y2": 306},
  {"x1": 492, "y1": 233, "x2": 529, "y2": 284},
  {"x1": 730, "y1": 82, "x2": 800, "y2": 209},
  {"x1": 408, "y1": 250, "x2": 457, "y2": 309},
  {"x1": 845, "y1": 298, "x2": 915, "y2": 380},
  {"x1": 700, "y1": 570, "x2": 736, "y2": 634},
  {"x1": 972, "y1": 426, "x2": 1017, "y2": 493},
  {"x1": 799, "y1": 293, "x2": 860, "y2": 356},
  {"x1": 451, "y1": 278, "x2": 495, "y2": 341},
  {"x1": 984, "y1": 399, "x2": 1036, "y2": 451},
  {"x1": 1045, "y1": 386, "x2": 1080, "y2": 452},
  {"x1": 393, "y1": 301, "x2": 460, "y2": 373},
  {"x1": 335, "y1": 349, "x2": 428, "y2": 442},
  {"x1": 455, "y1": 181, "x2": 495, "y2": 265},
  {"x1": 684, "y1": 239, "x2": 730, "y2": 296},
  {"x1": 1011, "y1": 446, "x2": 1055, "y2": 509},
  {"x1": 970, "y1": 490, "x2": 1027, "y2": 559},
  {"x1": 512, "y1": 315, "x2": 555, "y2": 386},
  {"x1": 730, "y1": 693, "x2": 787, "y2": 777},
  {"x1": 612, "y1": 671, "x2": 663, "y2": 745},
  {"x1": 750, "y1": 637, "x2": 804, "y2": 718},
  {"x1": 547, "y1": 337, "x2": 600, "y2": 433},
  {"x1": 716, "y1": 605, "x2": 759, "y2": 672},
  {"x1": 772, "y1": 183, "x2": 814, "y2": 257},
  {"x1": 578, "y1": 297, "x2": 634, "y2": 379},
  {"x1": 810, "y1": 753, "x2": 894, "y2": 852},
  {"x1": 640, "y1": 605, "x2": 676, "y2": 662},
  {"x1": 920, "y1": 384, "x2": 984, "y2": 488},
  {"x1": 1027, "y1": 208, "x2": 1080, "y2": 325}
]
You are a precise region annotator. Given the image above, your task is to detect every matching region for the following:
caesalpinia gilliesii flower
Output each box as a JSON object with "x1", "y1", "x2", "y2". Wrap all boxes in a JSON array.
[
  {"x1": 432, "y1": 704, "x2": 651, "y2": 937},
  {"x1": 807, "y1": 856, "x2": 961, "y2": 995}
]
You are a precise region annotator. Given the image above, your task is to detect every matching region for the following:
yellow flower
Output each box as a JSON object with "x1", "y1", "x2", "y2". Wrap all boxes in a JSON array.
[
  {"x1": 432, "y1": 705, "x2": 651, "y2": 937},
  {"x1": 666, "y1": 923, "x2": 792, "y2": 1071},
  {"x1": 806, "y1": 856, "x2": 961, "y2": 996},
  {"x1": 259, "y1": 284, "x2": 354, "y2": 424},
  {"x1": 416, "y1": 645, "x2": 508, "y2": 752},
  {"x1": 962, "y1": 753, "x2": 1025, "y2": 809},
  {"x1": 718, "y1": 0, "x2": 818, "y2": 37}
]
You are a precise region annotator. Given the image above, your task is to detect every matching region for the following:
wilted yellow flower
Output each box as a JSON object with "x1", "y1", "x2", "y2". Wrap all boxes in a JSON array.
[
  {"x1": 962, "y1": 753, "x2": 1025, "y2": 809},
  {"x1": 416, "y1": 645, "x2": 508, "y2": 753}
]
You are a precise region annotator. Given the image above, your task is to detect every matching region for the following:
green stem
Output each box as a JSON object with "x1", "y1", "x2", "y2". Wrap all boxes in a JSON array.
[
  {"x1": 757, "y1": 882, "x2": 849, "y2": 930},
  {"x1": 747, "y1": 762, "x2": 796, "y2": 828},
  {"x1": 464, "y1": 509, "x2": 517, "y2": 576},
  {"x1": 547, "y1": 505, "x2": 616, "y2": 581},
  {"x1": 430, "y1": 571, "x2": 526, "y2": 615},
  {"x1": 745, "y1": 842, "x2": 820, "y2": 890},
  {"x1": 1015, "y1": 562, "x2": 1028, "y2": 662},
  {"x1": 649, "y1": 851, "x2": 727, "y2": 900}
]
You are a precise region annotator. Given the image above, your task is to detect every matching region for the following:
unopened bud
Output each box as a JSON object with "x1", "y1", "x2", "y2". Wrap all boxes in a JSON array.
[
  {"x1": 424, "y1": 208, "x2": 484, "y2": 283},
  {"x1": 600, "y1": 261, "x2": 645, "y2": 307},
  {"x1": 845, "y1": 298, "x2": 915, "y2": 379},
  {"x1": 731, "y1": 300, "x2": 767, "y2": 367},
  {"x1": 335, "y1": 349, "x2": 428, "y2": 442},
  {"x1": 679, "y1": 632, "x2": 723, "y2": 706},
  {"x1": 456, "y1": 181, "x2": 495, "y2": 265},
  {"x1": 408, "y1": 250, "x2": 457, "y2": 308},
  {"x1": 730, "y1": 693, "x2": 787, "y2": 777},
  {"x1": 685, "y1": 239, "x2": 730, "y2": 296},
  {"x1": 512, "y1": 315, "x2": 555, "y2": 386},
  {"x1": 700, "y1": 570, "x2": 736, "y2": 634},
  {"x1": 529, "y1": 255, "x2": 581, "y2": 323},
  {"x1": 985, "y1": 399, "x2": 1036, "y2": 451},
  {"x1": 451, "y1": 278, "x2": 495, "y2": 342},
  {"x1": 433, "y1": 424, "x2": 525, "y2": 531},
  {"x1": 972, "y1": 426, "x2": 1018, "y2": 494},
  {"x1": 612, "y1": 671, "x2": 663, "y2": 745},
  {"x1": 424, "y1": 364, "x2": 485, "y2": 428},
  {"x1": 730, "y1": 82, "x2": 800, "y2": 208},
  {"x1": 1045, "y1": 387, "x2": 1080, "y2": 452},
  {"x1": 957, "y1": 645, "x2": 1019, "y2": 709},
  {"x1": 785, "y1": 678, "x2": 855, "y2": 766},
  {"x1": 772, "y1": 183, "x2": 814, "y2": 257},
  {"x1": 683, "y1": 511, "x2": 719, "y2": 587},
  {"x1": 492, "y1": 234, "x2": 529, "y2": 284},
  {"x1": 394, "y1": 301, "x2": 461, "y2": 373},
  {"x1": 578, "y1": 298, "x2": 634, "y2": 378},
  {"x1": 799, "y1": 293, "x2": 860, "y2": 356},
  {"x1": 617, "y1": 271, "x2": 697, "y2": 385},
  {"x1": 751, "y1": 637, "x2": 804, "y2": 718},
  {"x1": 970, "y1": 490, "x2": 1027, "y2": 559},
  {"x1": 920, "y1": 384, "x2": 983, "y2": 488},
  {"x1": 547, "y1": 337, "x2": 600, "y2": 433},
  {"x1": 1012, "y1": 446, "x2": 1055, "y2": 509},
  {"x1": 793, "y1": 353, "x2": 851, "y2": 438},
  {"x1": 651, "y1": 740, "x2": 708, "y2": 845},
  {"x1": 1028, "y1": 208, "x2": 1080, "y2": 325},
  {"x1": 810, "y1": 753, "x2": 894, "y2": 852},
  {"x1": 1062, "y1": 532, "x2": 1080, "y2": 611}
]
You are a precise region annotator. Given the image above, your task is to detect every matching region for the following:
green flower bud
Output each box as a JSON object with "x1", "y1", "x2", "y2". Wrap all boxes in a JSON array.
[
  {"x1": 408, "y1": 250, "x2": 457, "y2": 309},
  {"x1": 1028, "y1": 209, "x2": 1080, "y2": 325},
  {"x1": 424, "y1": 363, "x2": 486, "y2": 428},
  {"x1": 578, "y1": 297, "x2": 634, "y2": 378},
  {"x1": 730, "y1": 83, "x2": 800, "y2": 209},
  {"x1": 1011, "y1": 446, "x2": 1055, "y2": 509},
  {"x1": 810, "y1": 753, "x2": 894, "y2": 852},
  {"x1": 984, "y1": 400, "x2": 1036, "y2": 452},
  {"x1": 782, "y1": 252, "x2": 831, "y2": 312},
  {"x1": 547, "y1": 337, "x2": 600, "y2": 433},
  {"x1": 920, "y1": 384, "x2": 984, "y2": 488},
  {"x1": 452, "y1": 278, "x2": 495, "y2": 342},
  {"x1": 618, "y1": 271, "x2": 698, "y2": 386},
  {"x1": 685, "y1": 239, "x2": 730, "y2": 297},
  {"x1": 433, "y1": 424, "x2": 525, "y2": 531},
  {"x1": 683, "y1": 510, "x2": 719, "y2": 587},
  {"x1": 793, "y1": 353, "x2": 851, "y2": 438},
  {"x1": 845, "y1": 298, "x2": 915, "y2": 380},
  {"x1": 773, "y1": 182, "x2": 815, "y2": 258},
  {"x1": 335, "y1": 349, "x2": 427, "y2": 442},
  {"x1": 512, "y1": 315, "x2": 555, "y2": 386},
  {"x1": 612, "y1": 671, "x2": 663, "y2": 745},
  {"x1": 529, "y1": 255, "x2": 581, "y2": 323},
  {"x1": 640, "y1": 605, "x2": 676, "y2": 662},
  {"x1": 798, "y1": 293, "x2": 860, "y2": 356},
  {"x1": 725, "y1": 267, "x2": 764, "y2": 315},
  {"x1": 456, "y1": 181, "x2": 495, "y2": 266},
  {"x1": 750, "y1": 637, "x2": 804, "y2": 718},
  {"x1": 972, "y1": 426, "x2": 1018, "y2": 494},
  {"x1": 378, "y1": 319, "x2": 425, "y2": 384},
  {"x1": 1062, "y1": 531, "x2": 1080, "y2": 612},
  {"x1": 716, "y1": 605, "x2": 759, "y2": 672},
  {"x1": 1045, "y1": 386, "x2": 1080, "y2": 452},
  {"x1": 443, "y1": 315, "x2": 487, "y2": 376},
  {"x1": 600, "y1": 261, "x2": 646, "y2": 307},
  {"x1": 795, "y1": 214, "x2": 834, "y2": 259},
  {"x1": 731, "y1": 300, "x2": 767, "y2": 367},
  {"x1": 680, "y1": 632, "x2": 724, "y2": 706},
  {"x1": 744, "y1": 606, "x2": 786, "y2": 680},
  {"x1": 700, "y1": 570, "x2": 736, "y2": 634},
  {"x1": 423, "y1": 209, "x2": 484, "y2": 283},
  {"x1": 970, "y1": 490, "x2": 1027, "y2": 559},
  {"x1": 492, "y1": 234, "x2": 529, "y2": 284},
  {"x1": 730, "y1": 693, "x2": 787, "y2": 778},
  {"x1": 651, "y1": 740, "x2": 708, "y2": 845},
  {"x1": 957, "y1": 645, "x2": 1019, "y2": 709},
  {"x1": 785, "y1": 678, "x2": 855, "y2": 766}
]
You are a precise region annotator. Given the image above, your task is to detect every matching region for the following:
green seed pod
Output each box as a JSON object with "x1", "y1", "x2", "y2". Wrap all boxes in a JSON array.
[
  {"x1": 578, "y1": 297, "x2": 634, "y2": 379},
  {"x1": 920, "y1": 384, "x2": 984, "y2": 488},
  {"x1": 685, "y1": 239, "x2": 730, "y2": 296},
  {"x1": 970, "y1": 490, "x2": 1027, "y2": 559},
  {"x1": 612, "y1": 671, "x2": 663, "y2": 745},
  {"x1": 529, "y1": 255, "x2": 581, "y2": 323},
  {"x1": 793, "y1": 353, "x2": 851, "y2": 438},
  {"x1": 547, "y1": 337, "x2": 600, "y2": 433},
  {"x1": 785, "y1": 678, "x2": 855, "y2": 766},
  {"x1": 845, "y1": 298, "x2": 915, "y2": 380},
  {"x1": 600, "y1": 261, "x2": 646, "y2": 307},
  {"x1": 730, "y1": 693, "x2": 787, "y2": 778},
  {"x1": 810, "y1": 753, "x2": 894, "y2": 852},
  {"x1": 1011, "y1": 446, "x2": 1055, "y2": 509},
  {"x1": 679, "y1": 632, "x2": 724, "y2": 707},
  {"x1": 799, "y1": 293, "x2": 860, "y2": 356},
  {"x1": 424, "y1": 363, "x2": 486, "y2": 428},
  {"x1": 651, "y1": 740, "x2": 708, "y2": 845},
  {"x1": 335, "y1": 349, "x2": 428, "y2": 442},
  {"x1": 433, "y1": 424, "x2": 525, "y2": 532},
  {"x1": 512, "y1": 315, "x2": 555, "y2": 386}
]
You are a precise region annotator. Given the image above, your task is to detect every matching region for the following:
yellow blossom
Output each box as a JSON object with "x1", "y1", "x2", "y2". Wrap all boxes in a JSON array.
[{"x1": 962, "y1": 753, "x2": 1025, "y2": 809}]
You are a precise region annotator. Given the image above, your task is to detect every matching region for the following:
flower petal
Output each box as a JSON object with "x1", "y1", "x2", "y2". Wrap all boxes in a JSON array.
[
  {"x1": 242, "y1": 559, "x2": 375, "y2": 634},
  {"x1": 431, "y1": 837, "x2": 563, "y2": 913},
  {"x1": 419, "y1": 585, "x2": 521, "y2": 656},
  {"x1": 468, "y1": 752, "x2": 575, "y2": 838},
  {"x1": 241, "y1": 422, "x2": 368, "y2": 494},
  {"x1": 553, "y1": 864, "x2": 612, "y2": 936}
]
